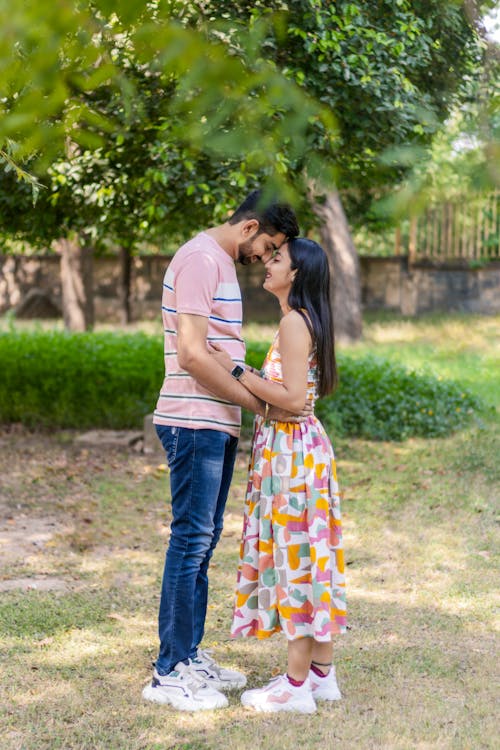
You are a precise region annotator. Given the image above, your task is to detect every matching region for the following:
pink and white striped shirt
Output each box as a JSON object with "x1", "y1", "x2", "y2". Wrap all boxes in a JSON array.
[{"x1": 153, "y1": 232, "x2": 245, "y2": 437}]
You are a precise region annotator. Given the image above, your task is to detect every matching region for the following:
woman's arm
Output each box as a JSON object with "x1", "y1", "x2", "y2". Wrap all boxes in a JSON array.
[{"x1": 211, "y1": 311, "x2": 312, "y2": 413}]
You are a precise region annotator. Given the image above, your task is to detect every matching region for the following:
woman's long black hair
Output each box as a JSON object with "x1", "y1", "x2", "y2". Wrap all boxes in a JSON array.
[{"x1": 287, "y1": 238, "x2": 337, "y2": 397}]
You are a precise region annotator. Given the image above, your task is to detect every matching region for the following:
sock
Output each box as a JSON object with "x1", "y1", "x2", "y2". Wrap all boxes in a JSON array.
[
  {"x1": 286, "y1": 674, "x2": 305, "y2": 687},
  {"x1": 311, "y1": 663, "x2": 329, "y2": 678}
]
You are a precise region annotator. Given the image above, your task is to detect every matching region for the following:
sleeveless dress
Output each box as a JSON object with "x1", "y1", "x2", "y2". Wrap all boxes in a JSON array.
[{"x1": 230, "y1": 332, "x2": 347, "y2": 642}]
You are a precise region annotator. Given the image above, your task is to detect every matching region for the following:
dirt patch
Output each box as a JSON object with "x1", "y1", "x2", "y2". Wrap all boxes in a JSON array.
[
  {"x1": 0, "y1": 426, "x2": 245, "y2": 591},
  {"x1": 0, "y1": 576, "x2": 71, "y2": 593},
  {"x1": 0, "y1": 509, "x2": 76, "y2": 591},
  {"x1": 0, "y1": 512, "x2": 74, "y2": 564},
  {"x1": 74, "y1": 429, "x2": 143, "y2": 449},
  {"x1": 0, "y1": 426, "x2": 147, "y2": 592}
]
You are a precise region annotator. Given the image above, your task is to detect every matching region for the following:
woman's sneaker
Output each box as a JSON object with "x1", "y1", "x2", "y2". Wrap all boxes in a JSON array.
[
  {"x1": 142, "y1": 661, "x2": 228, "y2": 711},
  {"x1": 191, "y1": 648, "x2": 247, "y2": 691},
  {"x1": 240, "y1": 674, "x2": 316, "y2": 714},
  {"x1": 309, "y1": 665, "x2": 342, "y2": 701}
]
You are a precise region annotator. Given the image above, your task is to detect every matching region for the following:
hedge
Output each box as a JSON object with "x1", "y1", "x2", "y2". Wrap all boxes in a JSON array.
[{"x1": 0, "y1": 331, "x2": 482, "y2": 440}]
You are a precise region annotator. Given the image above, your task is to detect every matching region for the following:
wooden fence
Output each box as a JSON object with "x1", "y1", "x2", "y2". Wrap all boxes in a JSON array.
[{"x1": 395, "y1": 191, "x2": 499, "y2": 262}]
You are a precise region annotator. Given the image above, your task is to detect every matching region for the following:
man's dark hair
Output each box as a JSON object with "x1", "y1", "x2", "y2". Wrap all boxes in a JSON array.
[{"x1": 228, "y1": 189, "x2": 299, "y2": 239}]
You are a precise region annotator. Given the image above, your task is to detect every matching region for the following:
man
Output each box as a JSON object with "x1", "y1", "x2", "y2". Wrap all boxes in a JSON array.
[{"x1": 142, "y1": 190, "x2": 300, "y2": 711}]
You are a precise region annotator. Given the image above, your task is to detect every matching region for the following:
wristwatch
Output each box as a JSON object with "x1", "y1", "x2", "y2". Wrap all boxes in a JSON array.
[{"x1": 231, "y1": 364, "x2": 245, "y2": 381}]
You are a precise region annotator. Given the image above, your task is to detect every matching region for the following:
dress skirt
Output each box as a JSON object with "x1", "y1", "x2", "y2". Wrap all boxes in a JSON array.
[{"x1": 230, "y1": 414, "x2": 347, "y2": 641}]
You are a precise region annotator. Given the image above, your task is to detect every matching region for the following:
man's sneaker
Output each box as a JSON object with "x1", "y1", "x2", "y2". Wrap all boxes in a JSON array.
[
  {"x1": 191, "y1": 648, "x2": 247, "y2": 691},
  {"x1": 309, "y1": 665, "x2": 342, "y2": 701},
  {"x1": 240, "y1": 674, "x2": 316, "y2": 714},
  {"x1": 142, "y1": 661, "x2": 228, "y2": 711}
]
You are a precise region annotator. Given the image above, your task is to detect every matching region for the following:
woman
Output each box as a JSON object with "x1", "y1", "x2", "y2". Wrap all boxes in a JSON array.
[{"x1": 211, "y1": 238, "x2": 346, "y2": 714}]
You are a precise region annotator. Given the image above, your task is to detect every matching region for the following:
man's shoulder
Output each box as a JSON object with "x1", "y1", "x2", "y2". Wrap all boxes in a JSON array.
[
  {"x1": 174, "y1": 233, "x2": 219, "y2": 262},
  {"x1": 171, "y1": 233, "x2": 235, "y2": 285}
]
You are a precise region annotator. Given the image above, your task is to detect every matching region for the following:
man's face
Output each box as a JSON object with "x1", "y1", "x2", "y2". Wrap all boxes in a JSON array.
[{"x1": 237, "y1": 230, "x2": 287, "y2": 266}]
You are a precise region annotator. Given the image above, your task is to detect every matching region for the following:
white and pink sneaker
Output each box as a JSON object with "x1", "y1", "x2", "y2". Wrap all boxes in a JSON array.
[
  {"x1": 240, "y1": 674, "x2": 316, "y2": 714},
  {"x1": 309, "y1": 665, "x2": 342, "y2": 701}
]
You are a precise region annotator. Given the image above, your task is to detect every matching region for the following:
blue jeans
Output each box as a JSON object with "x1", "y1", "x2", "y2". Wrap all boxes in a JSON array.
[{"x1": 154, "y1": 425, "x2": 238, "y2": 675}]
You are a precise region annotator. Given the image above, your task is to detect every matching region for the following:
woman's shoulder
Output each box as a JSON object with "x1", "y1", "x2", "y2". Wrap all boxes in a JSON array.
[
  {"x1": 279, "y1": 309, "x2": 313, "y2": 347},
  {"x1": 280, "y1": 308, "x2": 308, "y2": 329}
]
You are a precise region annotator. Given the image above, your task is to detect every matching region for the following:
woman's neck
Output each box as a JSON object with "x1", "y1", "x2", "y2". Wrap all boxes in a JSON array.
[{"x1": 278, "y1": 292, "x2": 291, "y2": 316}]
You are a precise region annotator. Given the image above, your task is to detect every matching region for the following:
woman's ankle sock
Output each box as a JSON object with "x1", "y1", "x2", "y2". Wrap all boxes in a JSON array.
[
  {"x1": 311, "y1": 663, "x2": 330, "y2": 678},
  {"x1": 286, "y1": 674, "x2": 305, "y2": 687}
]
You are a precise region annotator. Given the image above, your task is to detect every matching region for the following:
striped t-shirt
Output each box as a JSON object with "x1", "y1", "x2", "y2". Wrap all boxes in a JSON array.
[{"x1": 153, "y1": 232, "x2": 245, "y2": 437}]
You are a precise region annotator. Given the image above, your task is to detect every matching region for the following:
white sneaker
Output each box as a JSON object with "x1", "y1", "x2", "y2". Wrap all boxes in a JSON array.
[
  {"x1": 142, "y1": 661, "x2": 228, "y2": 711},
  {"x1": 191, "y1": 648, "x2": 247, "y2": 691},
  {"x1": 309, "y1": 665, "x2": 342, "y2": 701},
  {"x1": 240, "y1": 674, "x2": 316, "y2": 714}
]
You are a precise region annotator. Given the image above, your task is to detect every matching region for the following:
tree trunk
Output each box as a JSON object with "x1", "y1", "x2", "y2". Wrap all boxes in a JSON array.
[
  {"x1": 118, "y1": 245, "x2": 132, "y2": 325},
  {"x1": 314, "y1": 190, "x2": 363, "y2": 343},
  {"x1": 57, "y1": 233, "x2": 94, "y2": 331}
]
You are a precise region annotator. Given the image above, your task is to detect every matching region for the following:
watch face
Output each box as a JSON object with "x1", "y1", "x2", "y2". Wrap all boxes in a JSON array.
[{"x1": 231, "y1": 365, "x2": 245, "y2": 380}]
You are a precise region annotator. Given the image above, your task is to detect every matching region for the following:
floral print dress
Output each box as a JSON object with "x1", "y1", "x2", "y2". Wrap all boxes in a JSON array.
[{"x1": 231, "y1": 332, "x2": 347, "y2": 641}]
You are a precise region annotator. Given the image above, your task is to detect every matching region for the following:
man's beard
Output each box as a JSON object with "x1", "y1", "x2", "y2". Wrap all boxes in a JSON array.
[{"x1": 237, "y1": 237, "x2": 255, "y2": 265}]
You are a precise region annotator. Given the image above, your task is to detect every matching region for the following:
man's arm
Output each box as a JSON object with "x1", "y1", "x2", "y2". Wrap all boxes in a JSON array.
[{"x1": 177, "y1": 313, "x2": 266, "y2": 416}]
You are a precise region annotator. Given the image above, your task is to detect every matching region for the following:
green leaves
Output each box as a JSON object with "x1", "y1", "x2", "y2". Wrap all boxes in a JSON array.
[
  {"x1": 245, "y1": 340, "x2": 483, "y2": 441},
  {"x1": 0, "y1": 0, "x2": 340, "y2": 246},
  {"x1": 0, "y1": 1, "x2": 336, "y2": 194},
  {"x1": 0, "y1": 0, "x2": 490, "y2": 246},
  {"x1": 315, "y1": 354, "x2": 483, "y2": 441},
  {"x1": 0, "y1": 331, "x2": 485, "y2": 438},
  {"x1": 0, "y1": 330, "x2": 163, "y2": 429}
]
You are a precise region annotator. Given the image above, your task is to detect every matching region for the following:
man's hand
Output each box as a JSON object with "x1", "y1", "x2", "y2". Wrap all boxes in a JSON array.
[
  {"x1": 207, "y1": 342, "x2": 234, "y2": 372},
  {"x1": 268, "y1": 399, "x2": 313, "y2": 423}
]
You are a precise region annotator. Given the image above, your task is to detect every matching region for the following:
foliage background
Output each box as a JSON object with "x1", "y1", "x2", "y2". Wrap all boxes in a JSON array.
[{"x1": 0, "y1": 329, "x2": 483, "y2": 440}]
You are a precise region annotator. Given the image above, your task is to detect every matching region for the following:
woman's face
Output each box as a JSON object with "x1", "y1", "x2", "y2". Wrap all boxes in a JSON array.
[{"x1": 263, "y1": 243, "x2": 296, "y2": 298}]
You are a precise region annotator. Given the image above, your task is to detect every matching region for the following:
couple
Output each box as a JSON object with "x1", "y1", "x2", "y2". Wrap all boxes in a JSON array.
[{"x1": 142, "y1": 190, "x2": 346, "y2": 713}]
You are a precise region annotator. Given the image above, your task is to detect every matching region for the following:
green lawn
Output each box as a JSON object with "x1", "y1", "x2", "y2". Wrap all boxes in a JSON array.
[
  {"x1": 349, "y1": 312, "x2": 500, "y2": 408},
  {"x1": 0, "y1": 313, "x2": 498, "y2": 749}
]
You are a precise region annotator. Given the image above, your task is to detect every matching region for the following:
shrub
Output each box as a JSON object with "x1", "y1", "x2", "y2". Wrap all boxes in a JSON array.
[
  {"x1": 0, "y1": 332, "x2": 483, "y2": 439},
  {"x1": 245, "y1": 343, "x2": 482, "y2": 441},
  {"x1": 317, "y1": 354, "x2": 482, "y2": 440},
  {"x1": 0, "y1": 330, "x2": 163, "y2": 429}
]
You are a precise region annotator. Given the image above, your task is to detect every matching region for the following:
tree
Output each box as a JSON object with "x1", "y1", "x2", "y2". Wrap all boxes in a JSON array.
[
  {"x1": 191, "y1": 0, "x2": 492, "y2": 339},
  {"x1": 1, "y1": 1, "x2": 495, "y2": 337},
  {"x1": 376, "y1": 16, "x2": 500, "y2": 218},
  {"x1": 0, "y1": 0, "x2": 335, "y2": 328}
]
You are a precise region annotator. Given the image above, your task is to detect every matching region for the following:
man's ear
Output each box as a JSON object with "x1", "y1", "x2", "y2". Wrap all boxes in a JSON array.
[{"x1": 241, "y1": 219, "x2": 259, "y2": 238}]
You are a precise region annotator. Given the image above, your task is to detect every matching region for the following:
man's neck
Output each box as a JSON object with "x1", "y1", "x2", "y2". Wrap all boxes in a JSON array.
[{"x1": 205, "y1": 225, "x2": 237, "y2": 259}]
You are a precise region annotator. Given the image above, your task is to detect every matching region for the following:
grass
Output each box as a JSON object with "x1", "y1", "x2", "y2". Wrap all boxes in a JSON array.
[
  {"x1": 0, "y1": 313, "x2": 499, "y2": 749},
  {"x1": 350, "y1": 311, "x2": 500, "y2": 408}
]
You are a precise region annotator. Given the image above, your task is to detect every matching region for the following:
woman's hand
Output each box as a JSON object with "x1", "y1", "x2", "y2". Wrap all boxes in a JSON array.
[{"x1": 208, "y1": 342, "x2": 235, "y2": 373}]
